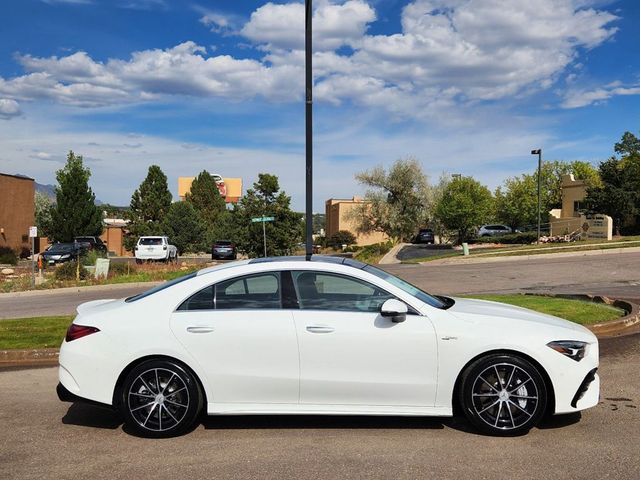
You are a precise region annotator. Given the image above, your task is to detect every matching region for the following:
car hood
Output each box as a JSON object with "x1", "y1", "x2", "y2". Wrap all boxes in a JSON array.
[{"x1": 447, "y1": 297, "x2": 591, "y2": 335}]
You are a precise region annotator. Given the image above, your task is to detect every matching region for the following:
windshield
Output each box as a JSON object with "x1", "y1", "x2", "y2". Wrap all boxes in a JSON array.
[
  {"x1": 47, "y1": 243, "x2": 75, "y2": 252},
  {"x1": 363, "y1": 265, "x2": 447, "y2": 309},
  {"x1": 139, "y1": 237, "x2": 163, "y2": 246},
  {"x1": 125, "y1": 272, "x2": 197, "y2": 303}
]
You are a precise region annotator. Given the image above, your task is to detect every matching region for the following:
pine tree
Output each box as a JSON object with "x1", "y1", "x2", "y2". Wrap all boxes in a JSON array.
[
  {"x1": 234, "y1": 173, "x2": 304, "y2": 257},
  {"x1": 48, "y1": 151, "x2": 103, "y2": 242},
  {"x1": 125, "y1": 165, "x2": 173, "y2": 249},
  {"x1": 162, "y1": 201, "x2": 206, "y2": 254},
  {"x1": 185, "y1": 170, "x2": 226, "y2": 222}
]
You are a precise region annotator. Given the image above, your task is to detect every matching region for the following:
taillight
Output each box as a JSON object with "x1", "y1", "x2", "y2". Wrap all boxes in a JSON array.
[{"x1": 65, "y1": 324, "x2": 100, "y2": 342}]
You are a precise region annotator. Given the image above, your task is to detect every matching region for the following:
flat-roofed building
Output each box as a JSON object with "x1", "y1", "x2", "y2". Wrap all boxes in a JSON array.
[
  {"x1": 0, "y1": 173, "x2": 35, "y2": 252},
  {"x1": 178, "y1": 177, "x2": 243, "y2": 203},
  {"x1": 325, "y1": 197, "x2": 389, "y2": 246}
]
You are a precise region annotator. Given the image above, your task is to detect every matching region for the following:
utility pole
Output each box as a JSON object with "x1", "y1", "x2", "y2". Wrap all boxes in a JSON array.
[
  {"x1": 305, "y1": 0, "x2": 313, "y2": 259},
  {"x1": 531, "y1": 149, "x2": 542, "y2": 244}
]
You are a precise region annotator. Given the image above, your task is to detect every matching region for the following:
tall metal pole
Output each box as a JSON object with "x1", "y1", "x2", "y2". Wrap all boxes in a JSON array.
[
  {"x1": 305, "y1": 0, "x2": 313, "y2": 259},
  {"x1": 532, "y1": 149, "x2": 542, "y2": 244}
]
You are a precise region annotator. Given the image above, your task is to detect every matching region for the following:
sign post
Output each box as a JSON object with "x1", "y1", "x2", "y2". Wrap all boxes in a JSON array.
[
  {"x1": 28, "y1": 226, "x2": 37, "y2": 288},
  {"x1": 251, "y1": 216, "x2": 275, "y2": 257}
]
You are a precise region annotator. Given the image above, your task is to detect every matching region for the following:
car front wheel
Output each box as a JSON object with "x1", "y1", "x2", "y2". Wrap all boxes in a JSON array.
[
  {"x1": 120, "y1": 359, "x2": 203, "y2": 437},
  {"x1": 459, "y1": 354, "x2": 547, "y2": 436}
]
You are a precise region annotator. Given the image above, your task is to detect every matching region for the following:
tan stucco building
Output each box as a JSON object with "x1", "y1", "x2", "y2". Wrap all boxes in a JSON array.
[
  {"x1": 325, "y1": 197, "x2": 389, "y2": 246},
  {"x1": 0, "y1": 173, "x2": 35, "y2": 252},
  {"x1": 549, "y1": 174, "x2": 587, "y2": 235}
]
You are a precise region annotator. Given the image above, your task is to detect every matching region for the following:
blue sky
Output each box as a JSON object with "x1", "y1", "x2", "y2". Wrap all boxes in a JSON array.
[{"x1": 1, "y1": 0, "x2": 639, "y2": 211}]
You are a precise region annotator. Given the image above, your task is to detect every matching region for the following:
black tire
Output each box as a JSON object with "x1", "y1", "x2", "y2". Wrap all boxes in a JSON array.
[
  {"x1": 459, "y1": 354, "x2": 547, "y2": 436},
  {"x1": 120, "y1": 359, "x2": 203, "y2": 438},
  {"x1": 135, "y1": 259, "x2": 142, "y2": 265}
]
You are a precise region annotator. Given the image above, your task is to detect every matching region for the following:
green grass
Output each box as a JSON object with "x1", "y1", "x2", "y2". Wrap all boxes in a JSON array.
[
  {"x1": 464, "y1": 294, "x2": 624, "y2": 325},
  {"x1": 0, "y1": 316, "x2": 74, "y2": 349}
]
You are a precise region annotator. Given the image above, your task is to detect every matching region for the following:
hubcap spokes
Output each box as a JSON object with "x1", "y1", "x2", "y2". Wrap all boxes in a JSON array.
[
  {"x1": 471, "y1": 363, "x2": 538, "y2": 430},
  {"x1": 128, "y1": 368, "x2": 190, "y2": 432}
]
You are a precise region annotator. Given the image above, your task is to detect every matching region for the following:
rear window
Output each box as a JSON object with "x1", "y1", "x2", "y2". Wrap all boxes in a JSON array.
[
  {"x1": 139, "y1": 237, "x2": 163, "y2": 246},
  {"x1": 125, "y1": 272, "x2": 196, "y2": 303}
]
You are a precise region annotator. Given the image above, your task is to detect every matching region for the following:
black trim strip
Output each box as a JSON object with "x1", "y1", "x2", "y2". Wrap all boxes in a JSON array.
[{"x1": 571, "y1": 368, "x2": 597, "y2": 408}]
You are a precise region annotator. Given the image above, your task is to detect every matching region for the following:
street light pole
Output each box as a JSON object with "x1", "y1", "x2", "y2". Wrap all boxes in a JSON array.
[
  {"x1": 305, "y1": 0, "x2": 313, "y2": 259},
  {"x1": 531, "y1": 149, "x2": 542, "y2": 244}
]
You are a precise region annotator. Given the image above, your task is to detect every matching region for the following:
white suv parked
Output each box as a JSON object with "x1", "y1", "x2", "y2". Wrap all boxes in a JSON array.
[{"x1": 135, "y1": 236, "x2": 178, "y2": 263}]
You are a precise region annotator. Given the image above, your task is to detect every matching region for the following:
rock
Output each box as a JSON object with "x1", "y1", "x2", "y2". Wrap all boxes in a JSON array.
[
  {"x1": 180, "y1": 266, "x2": 188, "y2": 271},
  {"x1": 1, "y1": 268, "x2": 15, "y2": 275}
]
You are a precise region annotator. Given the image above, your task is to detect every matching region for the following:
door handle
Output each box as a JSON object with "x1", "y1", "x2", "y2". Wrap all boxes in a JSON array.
[
  {"x1": 306, "y1": 325, "x2": 335, "y2": 334},
  {"x1": 186, "y1": 326, "x2": 215, "y2": 334}
]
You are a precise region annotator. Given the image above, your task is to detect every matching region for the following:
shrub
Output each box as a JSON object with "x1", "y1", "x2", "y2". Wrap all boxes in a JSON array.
[
  {"x1": 469, "y1": 232, "x2": 538, "y2": 245},
  {"x1": 109, "y1": 261, "x2": 137, "y2": 276},
  {"x1": 0, "y1": 247, "x2": 18, "y2": 265},
  {"x1": 329, "y1": 230, "x2": 357, "y2": 248},
  {"x1": 19, "y1": 246, "x2": 31, "y2": 259},
  {"x1": 354, "y1": 241, "x2": 394, "y2": 263},
  {"x1": 54, "y1": 261, "x2": 89, "y2": 281}
]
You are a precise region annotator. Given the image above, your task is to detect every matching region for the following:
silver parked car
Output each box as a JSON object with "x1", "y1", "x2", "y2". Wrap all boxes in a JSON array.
[{"x1": 478, "y1": 224, "x2": 512, "y2": 237}]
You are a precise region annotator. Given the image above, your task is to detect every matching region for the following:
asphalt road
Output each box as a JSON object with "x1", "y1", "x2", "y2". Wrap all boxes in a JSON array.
[
  {"x1": 2, "y1": 251, "x2": 639, "y2": 319},
  {"x1": 0, "y1": 333, "x2": 638, "y2": 479}
]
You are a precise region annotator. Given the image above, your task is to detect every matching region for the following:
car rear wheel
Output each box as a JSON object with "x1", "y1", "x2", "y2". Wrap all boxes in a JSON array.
[
  {"x1": 120, "y1": 359, "x2": 203, "y2": 438},
  {"x1": 459, "y1": 354, "x2": 547, "y2": 436}
]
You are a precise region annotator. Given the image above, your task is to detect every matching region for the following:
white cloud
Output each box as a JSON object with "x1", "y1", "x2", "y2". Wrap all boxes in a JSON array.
[
  {"x1": 241, "y1": 0, "x2": 376, "y2": 51},
  {"x1": 562, "y1": 83, "x2": 640, "y2": 108},
  {"x1": 0, "y1": 0, "x2": 620, "y2": 117},
  {"x1": 0, "y1": 98, "x2": 22, "y2": 119}
]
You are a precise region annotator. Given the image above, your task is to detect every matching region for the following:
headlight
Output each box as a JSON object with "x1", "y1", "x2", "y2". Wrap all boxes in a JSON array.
[
  {"x1": 60, "y1": 254, "x2": 70, "y2": 259},
  {"x1": 547, "y1": 341, "x2": 587, "y2": 361}
]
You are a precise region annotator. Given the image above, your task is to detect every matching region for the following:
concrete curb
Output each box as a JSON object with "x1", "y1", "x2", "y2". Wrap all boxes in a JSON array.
[
  {"x1": 420, "y1": 246, "x2": 640, "y2": 266},
  {"x1": 0, "y1": 281, "x2": 162, "y2": 299},
  {"x1": 2, "y1": 295, "x2": 637, "y2": 369}
]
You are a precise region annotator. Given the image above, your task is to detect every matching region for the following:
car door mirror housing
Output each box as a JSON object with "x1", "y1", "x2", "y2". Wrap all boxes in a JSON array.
[{"x1": 380, "y1": 299, "x2": 408, "y2": 323}]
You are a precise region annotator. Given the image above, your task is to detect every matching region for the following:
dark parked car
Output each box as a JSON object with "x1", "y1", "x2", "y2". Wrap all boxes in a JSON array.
[
  {"x1": 41, "y1": 242, "x2": 87, "y2": 265},
  {"x1": 413, "y1": 228, "x2": 435, "y2": 244},
  {"x1": 74, "y1": 236, "x2": 107, "y2": 254},
  {"x1": 211, "y1": 240, "x2": 237, "y2": 260}
]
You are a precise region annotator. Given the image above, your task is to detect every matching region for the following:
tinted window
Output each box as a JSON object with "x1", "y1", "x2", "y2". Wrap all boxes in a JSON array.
[
  {"x1": 177, "y1": 285, "x2": 213, "y2": 311},
  {"x1": 139, "y1": 237, "x2": 163, "y2": 246},
  {"x1": 215, "y1": 273, "x2": 281, "y2": 310},
  {"x1": 292, "y1": 271, "x2": 394, "y2": 312}
]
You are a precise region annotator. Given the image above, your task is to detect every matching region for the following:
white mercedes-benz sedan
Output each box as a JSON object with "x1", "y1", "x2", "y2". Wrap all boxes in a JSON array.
[{"x1": 57, "y1": 256, "x2": 599, "y2": 437}]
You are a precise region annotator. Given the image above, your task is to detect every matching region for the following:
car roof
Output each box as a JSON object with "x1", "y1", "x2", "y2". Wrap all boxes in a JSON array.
[{"x1": 195, "y1": 255, "x2": 368, "y2": 277}]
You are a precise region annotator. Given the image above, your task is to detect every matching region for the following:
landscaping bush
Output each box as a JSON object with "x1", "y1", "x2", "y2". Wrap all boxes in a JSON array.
[
  {"x1": 19, "y1": 246, "x2": 31, "y2": 259},
  {"x1": 469, "y1": 232, "x2": 538, "y2": 245},
  {"x1": 329, "y1": 230, "x2": 357, "y2": 248},
  {"x1": 354, "y1": 241, "x2": 394, "y2": 263},
  {"x1": 54, "y1": 261, "x2": 89, "y2": 281},
  {"x1": 109, "y1": 261, "x2": 137, "y2": 276},
  {"x1": 0, "y1": 247, "x2": 18, "y2": 265}
]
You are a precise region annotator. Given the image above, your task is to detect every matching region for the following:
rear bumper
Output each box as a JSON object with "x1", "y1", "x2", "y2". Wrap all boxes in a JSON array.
[{"x1": 57, "y1": 382, "x2": 113, "y2": 409}]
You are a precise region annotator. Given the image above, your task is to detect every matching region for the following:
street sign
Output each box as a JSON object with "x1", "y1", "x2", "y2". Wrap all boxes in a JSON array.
[
  {"x1": 28, "y1": 226, "x2": 37, "y2": 238},
  {"x1": 251, "y1": 216, "x2": 275, "y2": 223}
]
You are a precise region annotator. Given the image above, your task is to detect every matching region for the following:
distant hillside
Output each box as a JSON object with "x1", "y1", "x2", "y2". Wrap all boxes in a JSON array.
[{"x1": 13, "y1": 174, "x2": 104, "y2": 205}]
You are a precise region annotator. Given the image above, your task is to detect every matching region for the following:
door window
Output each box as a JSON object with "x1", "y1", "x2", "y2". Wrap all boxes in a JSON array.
[
  {"x1": 177, "y1": 272, "x2": 281, "y2": 311},
  {"x1": 292, "y1": 271, "x2": 394, "y2": 312}
]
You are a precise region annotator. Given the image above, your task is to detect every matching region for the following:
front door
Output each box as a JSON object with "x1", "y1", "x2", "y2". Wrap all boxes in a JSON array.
[{"x1": 290, "y1": 270, "x2": 438, "y2": 407}]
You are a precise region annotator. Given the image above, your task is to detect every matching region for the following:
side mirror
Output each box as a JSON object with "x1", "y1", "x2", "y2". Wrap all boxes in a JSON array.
[{"x1": 380, "y1": 299, "x2": 408, "y2": 323}]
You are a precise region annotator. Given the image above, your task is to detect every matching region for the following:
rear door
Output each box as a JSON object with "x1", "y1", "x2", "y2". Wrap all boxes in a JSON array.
[
  {"x1": 289, "y1": 270, "x2": 438, "y2": 407},
  {"x1": 170, "y1": 271, "x2": 299, "y2": 405}
]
